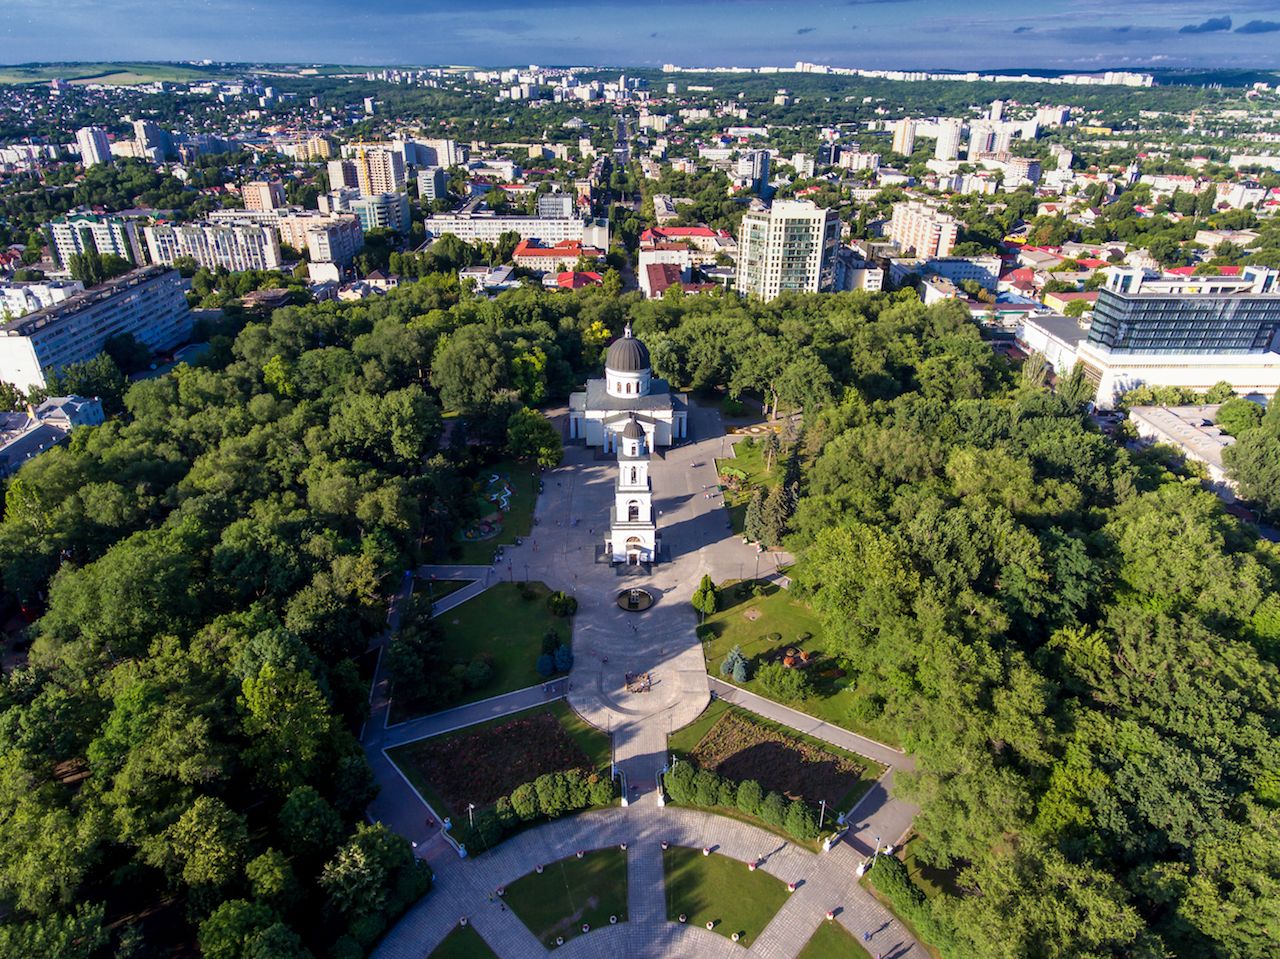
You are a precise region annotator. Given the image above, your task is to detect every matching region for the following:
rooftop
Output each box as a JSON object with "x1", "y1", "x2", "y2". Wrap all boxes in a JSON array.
[
  {"x1": 1129, "y1": 404, "x2": 1233, "y2": 473},
  {"x1": 0, "y1": 266, "x2": 177, "y2": 337}
]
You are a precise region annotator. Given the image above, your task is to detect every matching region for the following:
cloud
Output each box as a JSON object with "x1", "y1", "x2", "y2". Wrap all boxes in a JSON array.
[
  {"x1": 1237, "y1": 19, "x2": 1280, "y2": 33},
  {"x1": 1179, "y1": 16, "x2": 1231, "y2": 34},
  {"x1": 1013, "y1": 25, "x2": 1033, "y2": 33}
]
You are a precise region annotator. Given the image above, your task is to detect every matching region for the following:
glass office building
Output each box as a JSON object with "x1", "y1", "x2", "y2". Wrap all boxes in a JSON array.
[{"x1": 1088, "y1": 267, "x2": 1280, "y2": 354}]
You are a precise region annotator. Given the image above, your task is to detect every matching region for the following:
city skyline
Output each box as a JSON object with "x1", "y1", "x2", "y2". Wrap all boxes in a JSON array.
[{"x1": 7, "y1": 0, "x2": 1280, "y2": 71}]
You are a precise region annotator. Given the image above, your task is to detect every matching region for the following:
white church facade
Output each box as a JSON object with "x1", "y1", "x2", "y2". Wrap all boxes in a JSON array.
[
  {"x1": 568, "y1": 325, "x2": 688, "y2": 452},
  {"x1": 608, "y1": 415, "x2": 658, "y2": 564}
]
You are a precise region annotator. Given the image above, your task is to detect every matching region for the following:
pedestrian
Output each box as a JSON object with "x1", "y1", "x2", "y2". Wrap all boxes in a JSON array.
[
  {"x1": 488, "y1": 893, "x2": 494, "y2": 904},
  {"x1": 863, "y1": 931, "x2": 871, "y2": 942}
]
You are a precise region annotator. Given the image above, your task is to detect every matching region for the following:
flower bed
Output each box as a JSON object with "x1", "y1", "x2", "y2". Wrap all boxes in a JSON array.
[
  {"x1": 400, "y1": 711, "x2": 591, "y2": 812},
  {"x1": 689, "y1": 708, "x2": 867, "y2": 806}
]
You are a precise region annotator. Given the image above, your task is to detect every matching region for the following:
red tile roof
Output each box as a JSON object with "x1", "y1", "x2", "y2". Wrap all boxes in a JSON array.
[{"x1": 556, "y1": 271, "x2": 602, "y2": 289}]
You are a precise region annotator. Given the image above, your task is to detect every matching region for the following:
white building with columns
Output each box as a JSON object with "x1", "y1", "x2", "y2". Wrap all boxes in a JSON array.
[
  {"x1": 568, "y1": 325, "x2": 688, "y2": 451},
  {"x1": 608, "y1": 415, "x2": 658, "y2": 564}
]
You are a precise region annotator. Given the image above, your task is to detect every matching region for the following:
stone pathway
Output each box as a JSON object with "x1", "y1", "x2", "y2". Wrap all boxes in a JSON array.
[
  {"x1": 364, "y1": 400, "x2": 925, "y2": 958},
  {"x1": 373, "y1": 805, "x2": 923, "y2": 959}
]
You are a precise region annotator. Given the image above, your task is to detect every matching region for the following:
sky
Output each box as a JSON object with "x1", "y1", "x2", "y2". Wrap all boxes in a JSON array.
[{"x1": 6, "y1": 0, "x2": 1280, "y2": 72}]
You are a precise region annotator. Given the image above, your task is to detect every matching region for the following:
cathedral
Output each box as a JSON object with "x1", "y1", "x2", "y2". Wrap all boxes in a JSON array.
[
  {"x1": 607, "y1": 414, "x2": 657, "y2": 564},
  {"x1": 568, "y1": 325, "x2": 688, "y2": 452}
]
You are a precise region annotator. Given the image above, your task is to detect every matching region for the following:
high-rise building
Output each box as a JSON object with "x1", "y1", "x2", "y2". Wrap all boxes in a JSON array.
[
  {"x1": 888, "y1": 201, "x2": 959, "y2": 258},
  {"x1": 891, "y1": 118, "x2": 915, "y2": 156},
  {"x1": 536, "y1": 193, "x2": 575, "y2": 218},
  {"x1": 75, "y1": 127, "x2": 112, "y2": 168},
  {"x1": 327, "y1": 159, "x2": 359, "y2": 192},
  {"x1": 353, "y1": 147, "x2": 407, "y2": 196},
  {"x1": 290, "y1": 215, "x2": 363, "y2": 265},
  {"x1": 45, "y1": 213, "x2": 145, "y2": 268},
  {"x1": 132, "y1": 119, "x2": 172, "y2": 160},
  {"x1": 989, "y1": 99, "x2": 1005, "y2": 122},
  {"x1": 420, "y1": 138, "x2": 466, "y2": 168},
  {"x1": 736, "y1": 149, "x2": 771, "y2": 193},
  {"x1": 967, "y1": 124, "x2": 996, "y2": 159},
  {"x1": 0, "y1": 267, "x2": 191, "y2": 391},
  {"x1": 1027, "y1": 266, "x2": 1280, "y2": 406},
  {"x1": 417, "y1": 167, "x2": 448, "y2": 202},
  {"x1": 992, "y1": 127, "x2": 1014, "y2": 154},
  {"x1": 735, "y1": 200, "x2": 840, "y2": 301},
  {"x1": 1089, "y1": 268, "x2": 1280, "y2": 354},
  {"x1": 347, "y1": 193, "x2": 412, "y2": 234},
  {"x1": 144, "y1": 221, "x2": 282, "y2": 271},
  {"x1": 934, "y1": 119, "x2": 962, "y2": 161},
  {"x1": 241, "y1": 180, "x2": 286, "y2": 211}
]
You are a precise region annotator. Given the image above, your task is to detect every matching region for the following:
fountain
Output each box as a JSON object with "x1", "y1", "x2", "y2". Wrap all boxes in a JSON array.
[{"x1": 616, "y1": 587, "x2": 654, "y2": 612}]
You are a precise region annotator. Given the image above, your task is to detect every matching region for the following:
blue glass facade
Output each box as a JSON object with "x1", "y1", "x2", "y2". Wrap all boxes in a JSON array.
[{"x1": 1088, "y1": 286, "x2": 1280, "y2": 354}]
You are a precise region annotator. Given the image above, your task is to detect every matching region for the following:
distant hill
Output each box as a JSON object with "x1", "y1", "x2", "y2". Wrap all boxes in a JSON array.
[{"x1": 0, "y1": 61, "x2": 230, "y2": 85}]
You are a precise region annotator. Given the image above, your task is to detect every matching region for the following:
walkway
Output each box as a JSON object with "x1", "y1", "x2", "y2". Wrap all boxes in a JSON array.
[
  {"x1": 364, "y1": 399, "x2": 924, "y2": 957},
  {"x1": 373, "y1": 805, "x2": 923, "y2": 959}
]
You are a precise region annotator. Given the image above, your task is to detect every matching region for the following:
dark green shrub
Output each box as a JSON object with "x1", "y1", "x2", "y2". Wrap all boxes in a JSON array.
[
  {"x1": 693, "y1": 769, "x2": 720, "y2": 806},
  {"x1": 547, "y1": 591, "x2": 578, "y2": 616},
  {"x1": 758, "y1": 791, "x2": 787, "y2": 827},
  {"x1": 784, "y1": 799, "x2": 819, "y2": 840},
  {"x1": 717, "y1": 778, "x2": 737, "y2": 807},
  {"x1": 736, "y1": 779, "x2": 763, "y2": 817}
]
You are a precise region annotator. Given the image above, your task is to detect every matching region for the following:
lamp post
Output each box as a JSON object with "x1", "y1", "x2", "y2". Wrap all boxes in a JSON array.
[
  {"x1": 818, "y1": 799, "x2": 827, "y2": 831},
  {"x1": 467, "y1": 803, "x2": 476, "y2": 829}
]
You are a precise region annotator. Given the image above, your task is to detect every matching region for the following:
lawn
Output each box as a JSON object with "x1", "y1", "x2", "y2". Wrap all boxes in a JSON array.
[
  {"x1": 688, "y1": 707, "x2": 881, "y2": 813},
  {"x1": 698, "y1": 581, "x2": 901, "y2": 746},
  {"x1": 899, "y1": 833, "x2": 966, "y2": 900},
  {"x1": 417, "y1": 578, "x2": 469, "y2": 604},
  {"x1": 390, "y1": 581, "x2": 571, "y2": 722},
  {"x1": 427, "y1": 924, "x2": 497, "y2": 959},
  {"x1": 715, "y1": 435, "x2": 782, "y2": 534},
  {"x1": 453, "y1": 458, "x2": 541, "y2": 565},
  {"x1": 506, "y1": 849, "x2": 628, "y2": 946},
  {"x1": 663, "y1": 845, "x2": 789, "y2": 946},
  {"x1": 387, "y1": 701, "x2": 610, "y2": 822},
  {"x1": 796, "y1": 920, "x2": 874, "y2": 959}
]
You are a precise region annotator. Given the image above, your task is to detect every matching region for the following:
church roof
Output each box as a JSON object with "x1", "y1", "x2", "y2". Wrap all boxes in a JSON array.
[
  {"x1": 582, "y1": 377, "x2": 680, "y2": 413},
  {"x1": 605, "y1": 323, "x2": 650, "y2": 373},
  {"x1": 621, "y1": 416, "x2": 645, "y2": 440}
]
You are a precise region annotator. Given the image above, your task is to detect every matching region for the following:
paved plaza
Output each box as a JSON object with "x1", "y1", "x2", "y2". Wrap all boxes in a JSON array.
[{"x1": 364, "y1": 400, "x2": 923, "y2": 958}]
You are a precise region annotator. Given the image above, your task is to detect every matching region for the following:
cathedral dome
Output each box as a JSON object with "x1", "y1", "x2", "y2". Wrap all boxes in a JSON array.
[
  {"x1": 605, "y1": 324, "x2": 650, "y2": 373},
  {"x1": 621, "y1": 416, "x2": 644, "y2": 440}
]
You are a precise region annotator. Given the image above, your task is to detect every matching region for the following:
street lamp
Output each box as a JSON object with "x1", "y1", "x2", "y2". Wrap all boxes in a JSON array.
[
  {"x1": 467, "y1": 803, "x2": 476, "y2": 828},
  {"x1": 818, "y1": 799, "x2": 827, "y2": 831}
]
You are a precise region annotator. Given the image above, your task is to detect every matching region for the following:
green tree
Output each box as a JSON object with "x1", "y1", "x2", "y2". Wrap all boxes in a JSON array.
[
  {"x1": 691, "y1": 574, "x2": 718, "y2": 616},
  {"x1": 1215, "y1": 397, "x2": 1263, "y2": 436},
  {"x1": 165, "y1": 796, "x2": 249, "y2": 889},
  {"x1": 506, "y1": 407, "x2": 562, "y2": 468}
]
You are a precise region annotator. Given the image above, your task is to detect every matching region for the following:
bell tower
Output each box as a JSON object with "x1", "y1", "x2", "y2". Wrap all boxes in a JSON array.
[{"x1": 609, "y1": 415, "x2": 657, "y2": 564}]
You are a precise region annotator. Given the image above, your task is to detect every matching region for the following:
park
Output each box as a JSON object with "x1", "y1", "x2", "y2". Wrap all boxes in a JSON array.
[{"x1": 362, "y1": 340, "x2": 925, "y2": 959}]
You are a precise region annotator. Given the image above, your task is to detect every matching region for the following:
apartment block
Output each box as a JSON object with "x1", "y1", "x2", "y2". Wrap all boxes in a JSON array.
[
  {"x1": 417, "y1": 167, "x2": 448, "y2": 202},
  {"x1": 46, "y1": 213, "x2": 146, "y2": 268},
  {"x1": 0, "y1": 267, "x2": 191, "y2": 391},
  {"x1": 75, "y1": 126, "x2": 112, "y2": 168},
  {"x1": 144, "y1": 221, "x2": 282, "y2": 271},
  {"x1": 888, "y1": 201, "x2": 959, "y2": 258},
  {"x1": 734, "y1": 200, "x2": 840, "y2": 301},
  {"x1": 353, "y1": 147, "x2": 407, "y2": 196},
  {"x1": 891, "y1": 118, "x2": 915, "y2": 156},
  {"x1": 424, "y1": 213, "x2": 609, "y2": 247},
  {"x1": 241, "y1": 180, "x2": 286, "y2": 211}
]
